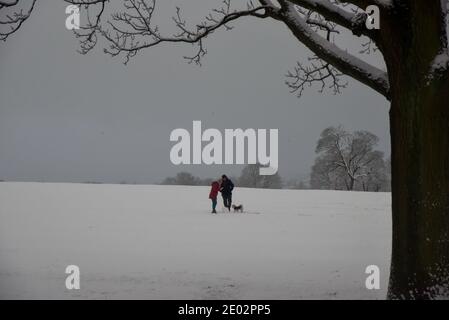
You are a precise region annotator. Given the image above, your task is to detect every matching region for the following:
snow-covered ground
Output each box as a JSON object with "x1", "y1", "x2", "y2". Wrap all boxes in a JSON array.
[{"x1": 0, "y1": 182, "x2": 391, "y2": 299}]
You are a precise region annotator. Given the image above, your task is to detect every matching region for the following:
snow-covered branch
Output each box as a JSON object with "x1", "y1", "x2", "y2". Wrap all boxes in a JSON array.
[
  {"x1": 341, "y1": 0, "x2": 393, "y2": 10},
  {"x1": 278, "y1": 2, "x2": 390, "y2": 98},
  {"x1": 287, "y1": 0, "x2": 377, "y2": 38}
]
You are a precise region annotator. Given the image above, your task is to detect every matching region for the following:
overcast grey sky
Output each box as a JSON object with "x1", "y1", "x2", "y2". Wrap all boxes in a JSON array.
[{"x1": 0, "y1": 0, "x2": 390, "y2": 184}]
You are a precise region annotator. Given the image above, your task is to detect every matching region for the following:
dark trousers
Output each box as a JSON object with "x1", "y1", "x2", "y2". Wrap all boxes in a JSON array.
[
  {"x1": 222, "y1": 194, "x2": 232, "y2": 210},
  {"x1": 211, "y1": 198, "x2": 217, "y2": 212}
]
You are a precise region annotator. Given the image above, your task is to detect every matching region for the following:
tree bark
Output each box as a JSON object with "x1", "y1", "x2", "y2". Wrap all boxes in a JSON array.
[
  {"x1": 389, "y1": 70, "x2": 449, "y2": 299},
  {"x1": 348, "y1": 176, "x2": 355, "y2": 191},
  {"x1": 382, "y1": 0, "x2": 449, "y2": 299},
  {"x1": 388, "y1": 69, "x2": 449, "y2": 299}
]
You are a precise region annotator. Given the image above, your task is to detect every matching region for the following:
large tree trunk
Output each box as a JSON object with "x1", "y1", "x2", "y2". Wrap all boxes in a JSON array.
[
  {"x1": 382, "y1": 1, "x2": 449, "y2": 299},
  {"x1": 388, "y1": 68, "x2": 449, "y2": 299}
]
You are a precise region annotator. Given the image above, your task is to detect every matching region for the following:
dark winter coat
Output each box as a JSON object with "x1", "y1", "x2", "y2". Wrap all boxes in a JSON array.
[
  {"x1": 220, "y1": 179, "x2": 234, "y2": 196},
  {"x1": 209, "y1": 181, "x2": 220, "y2": 199}
]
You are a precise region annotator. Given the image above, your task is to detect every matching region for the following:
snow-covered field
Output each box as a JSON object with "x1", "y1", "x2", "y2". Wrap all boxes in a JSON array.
[{"x1": 0, "y1": 182, "x2": 391, "y2": 299}]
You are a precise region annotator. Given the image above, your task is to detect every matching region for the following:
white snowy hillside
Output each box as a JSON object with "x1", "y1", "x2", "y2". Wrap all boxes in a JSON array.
[{"x1": 0, "y1": 182, "x2": 391, "y2": 299}]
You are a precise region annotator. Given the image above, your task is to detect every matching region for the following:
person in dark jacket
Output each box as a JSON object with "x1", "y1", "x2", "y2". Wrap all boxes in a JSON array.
[
  {"x1": 219, "y1": 174, "x2": 234, "y2": 212},
  {"x1": 209, "y1": 180, "x2": 221, "y2": 214}
]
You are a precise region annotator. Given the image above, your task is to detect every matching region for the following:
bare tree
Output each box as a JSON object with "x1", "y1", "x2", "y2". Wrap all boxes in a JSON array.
[
  {"x1": 4, "y1": 0, "x2": 449, "y2": 298},
  {"x1": 310, "y1": 126, "x2": 387, "y2": 191}
]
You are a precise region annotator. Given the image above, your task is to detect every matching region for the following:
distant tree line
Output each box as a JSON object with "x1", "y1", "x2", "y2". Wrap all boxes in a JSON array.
[
  {"x1": 162, "y1": 126, "x2": 390, "y2": 192},
  {"x1": 238, "y1": 164, "x2": 282, "y2": 189},
  {"x1": 162, "y1": 163, "x2": 283, "y2": 189},
  {"x1": 161, "y1": 172, "x2": 213, "y2": 186}
]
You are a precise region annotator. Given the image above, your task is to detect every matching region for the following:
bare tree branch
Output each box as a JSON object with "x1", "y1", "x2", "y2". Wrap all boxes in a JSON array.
[
  {"x1": 286, "y1": 55, "x2": 348, "y2": 96},
  {"x1": 68, "y1": 0, "x2": 277, "y2": 65},
  {"x1": 64, "y1": 0, "x2": 108, "y2": 54},
  {"x1": 0, "y1": 0, "x2": 36, "y2": 41},
  {"x1": 65, "y1": 0, "x2": 389, "y2": 97}
]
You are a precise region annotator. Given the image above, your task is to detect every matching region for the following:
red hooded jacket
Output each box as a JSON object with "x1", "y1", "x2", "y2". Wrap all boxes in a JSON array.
[{"x1": 209, "y1": 181, "x2": 220, "y2": 199}]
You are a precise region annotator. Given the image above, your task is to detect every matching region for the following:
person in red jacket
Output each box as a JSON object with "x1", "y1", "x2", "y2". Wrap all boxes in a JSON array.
[{"x1": 209, "y1": 180, "x2": 221, "y2": 214}]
